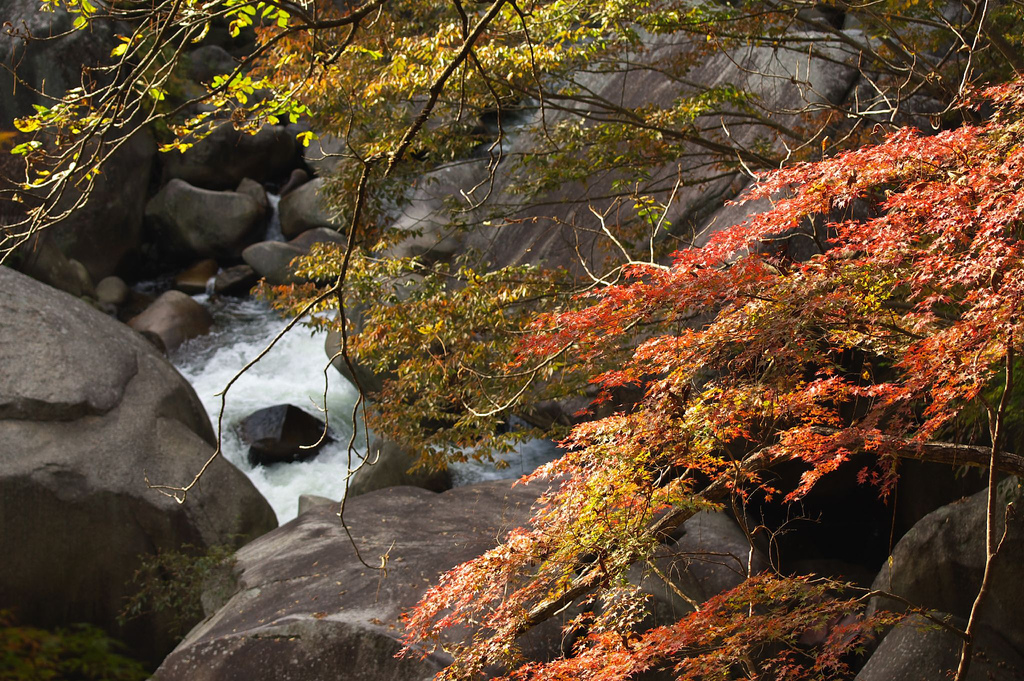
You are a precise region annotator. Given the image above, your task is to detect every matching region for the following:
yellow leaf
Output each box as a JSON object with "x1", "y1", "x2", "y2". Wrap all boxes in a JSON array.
[{"x1": 13, "y1": 118, "x2": 40, "y2": 133}]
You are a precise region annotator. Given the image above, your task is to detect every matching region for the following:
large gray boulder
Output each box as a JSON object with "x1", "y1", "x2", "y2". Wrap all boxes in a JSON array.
[
  {"x1": 153, "y1": 480, "x2": 561, "y2": 681},
  {"x1": 0, "y1": 0, "x2": 115, "y2": 125},
  {"x1": 346, "y1": 437, "x2": 452, "y2": 497},
  {"x1": 0, "y1": 267, "x2": 276, "y2": 662},
  {"x1": 278, "y1": 177, "x2": 343, "y2": 238},
  {"x1": 0, "y1": 0, "x2": 155, "y2": 281},
  {"x1": 146, "y1": 178, "x2": 264, "y2": 260},
  {"x1": 49, "y1": 129, "x2": 157, "y2": 281},
  {"x1": 869, "y1": 483, "x2": 1024, "y2": 654},
  {"x1": 161, "y1": 123, "x2": 299, "y2": 190},
  {"x1": 241, "y1": 240, "x2": 306, "y2": 285},
  {"x1": 636, "y1": 510, "x2": 769, "y2": 624},
  {"x1": 855, "y1": 615, "x2": 1024, "y2": 681}
]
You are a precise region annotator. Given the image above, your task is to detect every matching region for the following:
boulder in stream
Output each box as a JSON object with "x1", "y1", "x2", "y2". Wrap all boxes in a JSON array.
[
  {"x1": 129, "y1": 289, "x2": 214, "y2": 353},
  {"x1": 239, "y1": 404, "x2": 333, "y2": 467},
  {"x1": 278, "y1": 177, "x2": 342, "y2": 238},
  {"x1": 347, "y1": 437, "x2": 452, "y2": 497},
  {"x1": 146, "y1": 178, "x2": 264, "y2": 260}
]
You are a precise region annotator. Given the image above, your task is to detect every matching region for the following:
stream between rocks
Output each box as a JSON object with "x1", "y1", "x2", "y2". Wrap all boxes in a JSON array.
[{"x1": 169, "y1": 293, "x2": 560, "y2": 523}]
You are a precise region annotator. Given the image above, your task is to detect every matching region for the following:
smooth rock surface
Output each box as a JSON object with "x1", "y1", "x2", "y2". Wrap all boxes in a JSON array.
[
  {"x1": 236, "y1": 177, "x2": 269, "y2": 221},
  {"x1": 238, "y1": 404, "x2": 333, "y2": 467},
  {"x1": 0, "y1": 267, "x2": 276, "y2": 663},
  {"x1": 279, "y1": 177, "x2": 341, "y2": 238},
  {"x1": 128, "y1": 289, "x2": 214, "y2": 352},
  {"x1": 153, "y1": 481, "x2": 563, "y2": 681},
  {"x1": 634, "y1": 510, "x2": 769, "y2": 625},
  {"x1": 242, "y1": 240, "x2": 306, "y2": 285},
  {"x1": 146, "y1": 179, "x2": 263, "y2": 260},
  {"x1": 50, "y1": 130, "x2": 156, "y2": 281},
  {"x1": 869, "y1": 483, "x2": 1024, "y2": 654},
  {"x1": 95, "y1": 275, "x2": 130, "y2": 307},
  {"x1": 855, "y1": 615, "x2": 1024, "y2": 681},
  {"x1": 347, "y1": 438, "x2": 453, "y2": 497},
  {"x1": 290, "y1": 226, "x2": 347, "y2": 251}
]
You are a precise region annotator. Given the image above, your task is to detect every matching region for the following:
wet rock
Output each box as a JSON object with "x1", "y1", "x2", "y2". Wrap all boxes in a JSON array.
[
  {"x1": 241, "y1": 240, "x2": 305, "y2": 285},
  {"x1": 153, "y1": 481, "x2": 561, "y2": 681},
  {"x1": 0, "y1": 267, "x2": 276, "y2": 664},
  {"x1": 347, "y1": 437, "x2": 452, "y2": 497},
  {"x1": 279, "y1": 177, "x2": 341, "y2": 238},
  {"x1": 174, "y1": 258, "x2": 219, "y2": 295},
  {"x1": 213, "y1": 264, "x2": 258, "y2": 296},
  {"x1": 238, "y1": 404, "x2": 333, "y2": 467},
  {"x1": 128, "y1": 290, "x2": 213, "y2": 352},
  {"x1": 146, "y1": 179, "x2": 263, "y2": 260}
]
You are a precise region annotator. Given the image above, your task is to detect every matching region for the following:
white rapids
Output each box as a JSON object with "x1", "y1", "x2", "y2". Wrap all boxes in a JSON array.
[{"x1": 171, "y1": 295, "x2": 561, "y2": 523}]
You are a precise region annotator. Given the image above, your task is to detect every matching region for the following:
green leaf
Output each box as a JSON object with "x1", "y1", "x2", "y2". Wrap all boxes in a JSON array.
[{"x1": 72, "y1": 15, "x2": 87, "y2": 30}]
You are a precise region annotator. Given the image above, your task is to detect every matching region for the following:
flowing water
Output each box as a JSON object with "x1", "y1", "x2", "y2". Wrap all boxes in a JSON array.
[
  {"x1": 165, "y1": 190, "x2": 559, "y2": 524},
  {"x1": 170, "y1": 295, "x2": 561, "y2": 524}
]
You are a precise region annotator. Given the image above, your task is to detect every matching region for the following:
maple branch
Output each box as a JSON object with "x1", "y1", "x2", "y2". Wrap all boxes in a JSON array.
[{"x1": 518, "y1": 425, "x2": 1024, "y2": 638}]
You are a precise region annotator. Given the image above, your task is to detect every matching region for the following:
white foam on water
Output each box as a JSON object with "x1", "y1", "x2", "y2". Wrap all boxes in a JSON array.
[
  {"x1": 170, "y1": 295, "x2": 563, "y2": 524},
  {"x1": 171, "y1": 296, "x2": 361, "y2": 523}
]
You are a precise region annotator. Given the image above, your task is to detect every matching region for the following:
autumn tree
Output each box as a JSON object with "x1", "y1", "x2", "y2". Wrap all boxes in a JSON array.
[
  {"x1": 3, "y1": 0, "x2": 1024, "y2": 679},
  {"x1": 398, "y1": 78, "x2": 1024, "y2": 681}
]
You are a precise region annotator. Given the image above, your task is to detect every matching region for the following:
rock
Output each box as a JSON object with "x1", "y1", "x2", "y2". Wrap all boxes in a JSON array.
[
  {"x1": 869, "y1": 483, "x2": 1024, "y2": 654},
  {"x1": 634, "y1": 511, "x2": 769, "y2": 624},
  {"x1": 855, "y1": 615, "x2": 1024, "y2": 681},
  {"x1": 238, "y1": 404, "x2": 333, "y2": 467},
  {"x1": 302, "y1": 132, "x2": 346, "y2": 176},
  {"x1": 347, "y1": 438, "x2": 452, "y2": 497},
  {"x1": 290, "y1": 226, "x2": 347, "y2": 251},
  {"x1": 128, "y1": 290, "x2": 214, "y2": 352},
  {"x1": 278, "y1": 167, "x2": 309, "y2": 196},
  {"x1": 325, "y1": 326, "x2": 389, "y2": 394},
  {"x1": 15, "y1": 232, "x2": 89, "y2": 297},
  {"x1": 241, "y1": 240, "x2": 306, "y2": 285},
  {"x1": 95, "y1": 275, "x2": 130, "y2": 307},
  {"x1": 0, "y1": 0, "x2": 115, "y2": 124},
  {"x1": 146, "y1": 179, "x2": 264, "y2": 260},
  {"x1": 49, "y1": 129, "x2": 156, "y2": 281},
  {"x1": 278, "y1": 177, "x2": 341, "y2": 238},
  {"x1": 185, "y1": 44, "x2": 236, "y2": 83},
  {"x1": 174, "y1": 259, "x2": 219, "y2": 295},
  {"x1": 213, "y1": 264, "x2": 258, "y2": 296},
  {"x1": 162, "y1": 123, "x2": 299, "y2": 190},
  {"x1": 297, "y1": 494, "x2": 335, "y2": 515},
  {"x1": 236, "y1": 177, "x2": 269, "y2": 221},
  {"x1": 153, "y1": 481, "x2": 562, "y2": 681},
  {"x1": 66, "y1": 258, "x2": 95, "y2": 298},
  {"x1": 0, "y1": 267, "x2": 276, "y2": 663}
]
